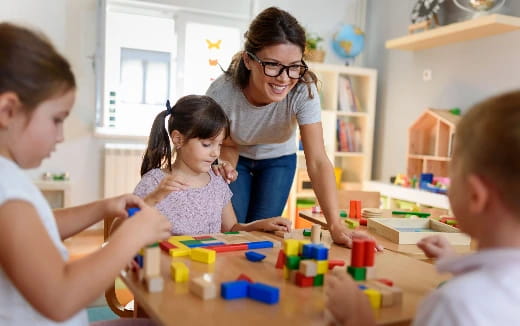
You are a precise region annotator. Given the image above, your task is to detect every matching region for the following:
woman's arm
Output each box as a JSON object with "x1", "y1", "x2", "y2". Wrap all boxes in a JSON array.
[{"x1": 300, "y1": 123, "x2": 382, "y2": 249}]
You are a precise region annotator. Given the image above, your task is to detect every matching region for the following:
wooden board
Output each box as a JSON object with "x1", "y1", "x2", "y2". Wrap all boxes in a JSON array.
[{"x1": 367, "y1": 218, "x2": 470, "y2": 245}]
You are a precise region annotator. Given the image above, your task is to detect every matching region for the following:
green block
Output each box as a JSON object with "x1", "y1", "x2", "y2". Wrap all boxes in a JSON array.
[
  {"x1": 146, "y1": 242, "x2": 159, "y2": 248},
  {"x1": 285, "y1": 255, "x2": 301, "y2": 270},
  {"x1": 200, "y1": 237, "x2": 217, "y2": 241},
  {"x1": 313, "y1": 274, "x2": 324, "y2": 286},
  {"x1": 347, "y1": 266, "x2": 366, "y2": 281},
  {"x1": 180, "y1": 240, "x2": 202, "y2": 246},
  {"x1": 303, "y1": 229, "x2": 311, "y2": 236},
  {"x1": 223, "y1": 231, "x2": 240, "y2": 234},
  {"x1": 339, "y1": 210, "x2": 347, "y2": 218}
]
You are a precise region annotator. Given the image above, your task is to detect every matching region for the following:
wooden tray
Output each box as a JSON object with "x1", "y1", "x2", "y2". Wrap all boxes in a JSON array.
[{"x1": 367, "y1": 218, "x2": 470, "y2": 245}]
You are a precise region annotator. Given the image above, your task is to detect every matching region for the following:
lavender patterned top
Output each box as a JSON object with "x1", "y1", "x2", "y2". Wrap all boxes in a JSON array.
[{"x1": 134, "y1": 169, "x2": 232, "y2": 235}]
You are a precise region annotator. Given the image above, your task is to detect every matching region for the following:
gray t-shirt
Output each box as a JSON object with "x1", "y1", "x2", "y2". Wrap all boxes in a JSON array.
[{"x1": 206, "y1": 74, "x2": 321, "y2": 160}]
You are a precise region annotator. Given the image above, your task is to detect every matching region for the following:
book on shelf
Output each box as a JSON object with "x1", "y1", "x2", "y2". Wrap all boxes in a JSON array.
[
  {"x1": 337, "y1": 119, "x2": 363, "y2": 152},
  {"x1": 337, "y1": 75, "x2": 357, "y2": 112}
]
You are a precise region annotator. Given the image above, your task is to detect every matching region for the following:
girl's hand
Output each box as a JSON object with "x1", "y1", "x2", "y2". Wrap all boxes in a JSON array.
[
  {"x1": 325, "y1": 270, "x2": 376, "y2": 326},
  {"x1": 102, "y1": 194, "x2": 146, "y2": 219},
  {"x1": 254, "y1": 217, "x2": 291, "y2": 233},
  {"x1": 145, "y1": 174, "x2": 189, "y2": 205},
  {"x1": 417, "y1": 235, "x2": 455, "y2": 259},
  {"x1": 123, "y1": 204, "x2": 172, "y2": 246},
  {"x1": 329, "y1": 222, "x2": 384, "y2": 251},
  {"x1": 212, "y1": 160, "x2": 237, "y2": 184}
]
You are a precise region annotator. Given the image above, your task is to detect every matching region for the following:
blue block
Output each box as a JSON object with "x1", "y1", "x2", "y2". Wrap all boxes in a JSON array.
[
  {"x1": 134, "y1": 254, "x2": 143, "y2": 268},
  {"x1": 127, "y1": 207, "x2": 140, "y2": 217},
  {"x1": 247, "y1": 241, "x2": 274, "y2": 249},
  {"x1": 311, "y1": 245, "x2": 329, "y2": 260},
  {"x1": 245, "y1": 251, "x2": 266, "y2": 262},
  {"x1": 185, "y1": 242, "x2": 226, "y2": 248},
  {"x1": 248, "y1": 282, "x2": 280, "y2": 304},
  {"x1": 221, "y1": 280, "x2": 249, "y2": 300},
  {"x1": 302, "y1": 244, "x2": 315, "y2": 259},
  {"x1": 358, "y1": 284, "x2": 368, "y2": 290}
]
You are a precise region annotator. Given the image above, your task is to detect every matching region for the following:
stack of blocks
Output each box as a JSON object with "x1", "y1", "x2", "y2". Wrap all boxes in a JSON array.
[
  {"x1": 344, "y1": 200, "x2": 366, "y2": 229},
  {"x1": 276, "y1": 238, "x2": 329, "y2": 287},
  {"x1": 347, "y1": 239, "x2": 403, "y2": 309}
]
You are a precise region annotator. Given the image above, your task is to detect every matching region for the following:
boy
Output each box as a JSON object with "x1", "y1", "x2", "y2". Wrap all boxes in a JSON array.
[{"x1": 326, "y1": 90, "x2": 520, "y2": 326}]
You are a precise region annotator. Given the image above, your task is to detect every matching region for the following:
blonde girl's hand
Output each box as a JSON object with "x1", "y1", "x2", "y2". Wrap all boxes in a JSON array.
[
  {"x1": 102, "y1": 194, "x2": 146, "y2": 219},
  {"x1": 125, "y1": 205, "x2": 172, "y2": 246},
  {"x1": 211, "y1": 160, "x2": 238, "y2": 184},
  {"x1": 329, "y1": 222, "x2": 384, "y2": 251},
  {"x1": 145, "y1": 174, "x2": 189, "y2": 205},
  {"x1": 417, "y1": 235, "x2": 455, "y2": 260},
  {"x1": 254, "y1": 217, "x2": 291, "y2": 233}
]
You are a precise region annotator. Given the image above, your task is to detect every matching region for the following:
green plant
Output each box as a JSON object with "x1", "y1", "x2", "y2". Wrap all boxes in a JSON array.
[{"x1": 306, "y1": 33, "x2": 323, "y2": 50}]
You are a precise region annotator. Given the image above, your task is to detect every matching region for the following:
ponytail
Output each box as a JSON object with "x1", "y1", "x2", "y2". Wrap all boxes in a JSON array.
[{"x1": 140, "y1": 108, "x2": 172, "y2": 176}]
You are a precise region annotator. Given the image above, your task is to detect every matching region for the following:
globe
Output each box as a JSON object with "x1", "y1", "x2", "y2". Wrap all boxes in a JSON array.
[{"x1": 331, "y1": 24, "x2": 365, "y2": 64}]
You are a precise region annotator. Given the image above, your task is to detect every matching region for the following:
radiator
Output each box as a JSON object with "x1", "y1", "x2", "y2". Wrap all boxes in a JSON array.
[{"x1": 103, "y1": 143, "x2": 146, "y2": 198}]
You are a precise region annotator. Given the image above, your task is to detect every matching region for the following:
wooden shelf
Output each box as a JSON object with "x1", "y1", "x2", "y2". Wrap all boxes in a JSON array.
[
  {"x1": 386, "y1": 14, "x2": 520, "y2": 51},
  {"x1": 364, "y1": 180, "x2": 450, "y2": 210}
]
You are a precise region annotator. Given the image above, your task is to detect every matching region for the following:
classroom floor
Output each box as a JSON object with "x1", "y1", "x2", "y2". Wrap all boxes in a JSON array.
[{"x1": 64, "y1": 228, "x2": 134, "y2": 318}]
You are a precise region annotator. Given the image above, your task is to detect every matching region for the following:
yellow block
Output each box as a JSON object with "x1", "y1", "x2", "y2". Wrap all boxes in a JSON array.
[
  {"x1": 364, "y1": 288, "x2": 382, "y2": 309},
  {"x1": 190, "y1": 248, "x2": 216, "y2": 264},
  {"x1": 170, "y1": 247, "x2": 191, "y2": 257},
  {"x1": 168, "y1": 235, "x2": 194, "y2": 243},
  {"x1": 283, "y1": 266, "x2": 290, "y2": 280},
  {"x1": 170, "y1": 261, "x2": 189, "y2": 282},
  {"x1": 283, "y1": 239, "x2": 299, "y2": 256},
  {"x1": 316, "y1": 260, "x2": 329, "y2": 274}
]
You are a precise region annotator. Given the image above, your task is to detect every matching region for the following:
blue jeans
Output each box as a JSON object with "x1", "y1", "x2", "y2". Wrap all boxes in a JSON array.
[{"x1": 230, "y1": 154, "x2": 296, "y2": 223}]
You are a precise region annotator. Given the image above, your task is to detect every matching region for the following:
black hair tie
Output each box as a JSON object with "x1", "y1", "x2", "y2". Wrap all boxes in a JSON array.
[{"x1": 165, "y1": 100, "x2": 173, "y2": 116}]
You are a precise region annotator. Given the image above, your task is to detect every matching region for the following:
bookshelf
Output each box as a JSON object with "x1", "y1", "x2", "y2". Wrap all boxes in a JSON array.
[
  {"x1": 386, "y1": 14, "x2": 520, "y2": 51},
  {"x1": 287, "y1": 63, "x2": 377, "y2": 225}
]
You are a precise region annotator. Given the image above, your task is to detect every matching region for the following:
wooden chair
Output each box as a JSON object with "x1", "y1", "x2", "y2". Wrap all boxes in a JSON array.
[
  {"x1": 337, "y1": 190, "x2": 381, "y2": 209},
  {"x1": 104, "y1": 216, "x2": 134, "y2": 318}
]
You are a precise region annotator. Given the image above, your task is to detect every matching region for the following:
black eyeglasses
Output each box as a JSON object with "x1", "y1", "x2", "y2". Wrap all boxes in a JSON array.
[{"x1": 246, "y1": 52, "x2": 308, "y2": 79}]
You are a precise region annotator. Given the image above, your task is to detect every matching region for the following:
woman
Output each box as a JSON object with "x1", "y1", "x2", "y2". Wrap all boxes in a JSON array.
[{"x1": 207, "y1": 7, "x2": 377, "y2": 248}]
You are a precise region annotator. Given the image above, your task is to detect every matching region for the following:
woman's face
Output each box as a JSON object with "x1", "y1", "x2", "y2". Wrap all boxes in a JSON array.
[{"x1": 243, "y1": 43, "x2": 304, "y2": 106}]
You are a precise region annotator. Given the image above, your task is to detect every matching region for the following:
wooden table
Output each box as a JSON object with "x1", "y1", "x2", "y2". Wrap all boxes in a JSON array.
[
  {"x1": 121, "y1": 231, "x2": 449, "y2": 326},
  {"x1": 299, "y1": 209, "x2": 473, "y2": 260}
]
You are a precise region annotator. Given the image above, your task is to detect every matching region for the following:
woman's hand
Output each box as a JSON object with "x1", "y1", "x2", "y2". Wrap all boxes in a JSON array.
[
  {"x1": 144, "y1": 174, "x2": 189, "y2": 206},
  {"x1": 212, "y1": 160, "x2": 238, "y2": 184},
  {"x1": 417, "y1": 235, "x2": 455, "y2": 260},
  {"x1": 329, "y1": 222, "x2": 384, "y2": 251}
]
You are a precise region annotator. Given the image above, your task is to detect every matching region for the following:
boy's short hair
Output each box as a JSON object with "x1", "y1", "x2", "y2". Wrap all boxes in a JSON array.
[{"x1": 455, "y1": 90, "x2": 520, "y2": 214}]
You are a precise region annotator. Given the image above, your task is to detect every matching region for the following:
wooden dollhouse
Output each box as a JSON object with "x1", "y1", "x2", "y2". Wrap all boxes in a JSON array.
[{"x1": 407, "y1": 108, "x2": 461, "y2": 178}]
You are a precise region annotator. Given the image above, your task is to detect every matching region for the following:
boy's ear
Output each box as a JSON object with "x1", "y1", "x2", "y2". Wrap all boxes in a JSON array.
[
  {"x1": 467, "y1": 174, "x2": 490, "y2": 215},
  {"x1": 0, "y1": 92, "x2": 21, "y2": 127},
  {"x1": 170, "y1": 130, "x2": 184, "y2": 148}
]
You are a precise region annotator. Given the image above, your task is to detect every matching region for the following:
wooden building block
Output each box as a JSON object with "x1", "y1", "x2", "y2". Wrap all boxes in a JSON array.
[
  {"x1": 363, "y1": 288, "x2": 381, "y2": 309},
  {"x1": 299, "y1": 260, "x2": 317, "y2": 277},
  {"x1": 144, "y1": 246, "x2": 160, "y2": 278},
  {"x1": 190, "y1": 276, "x2": 217, "y2": 300},
  {"x1": 190, "y1": 247, "x2": 216, "y2": 264},
  {"x1": 170, "y1": 261, "x2": 189, "y2": 282},
  {"x1": 145, "y1": 275, "x2": 164, "y2": 293},
  {"x1": 311, "y1": 224, "x2": 321, "y2": 243},
  {"x1": 283, "y1": 239, "x2": 299, "y2": 256},
  {"x1": 316, "y1": 260, "x2": 329, "y2": 274}
]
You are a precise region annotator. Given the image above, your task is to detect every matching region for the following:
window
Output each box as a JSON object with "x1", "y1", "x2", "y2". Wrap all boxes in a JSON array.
[{"x1": 96, "y1": 0, "x2": 248, "y2": 137}]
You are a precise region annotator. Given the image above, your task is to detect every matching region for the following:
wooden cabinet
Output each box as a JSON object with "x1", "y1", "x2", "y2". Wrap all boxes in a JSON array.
[
  {"x1": 287, "y1": 63, "x2": 377, "y2": 225},
  {"x1": 35, "y1": 180, "x2": 71, "y2": 209}
]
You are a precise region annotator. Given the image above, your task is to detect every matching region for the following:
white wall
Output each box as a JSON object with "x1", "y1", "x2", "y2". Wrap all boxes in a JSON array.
[
  {"x1": 365, "y1": 0, "x2": 520, "y2": 183},
  {"x1": 0, "y1": 0, "x2": 363, "y2": 205}
]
